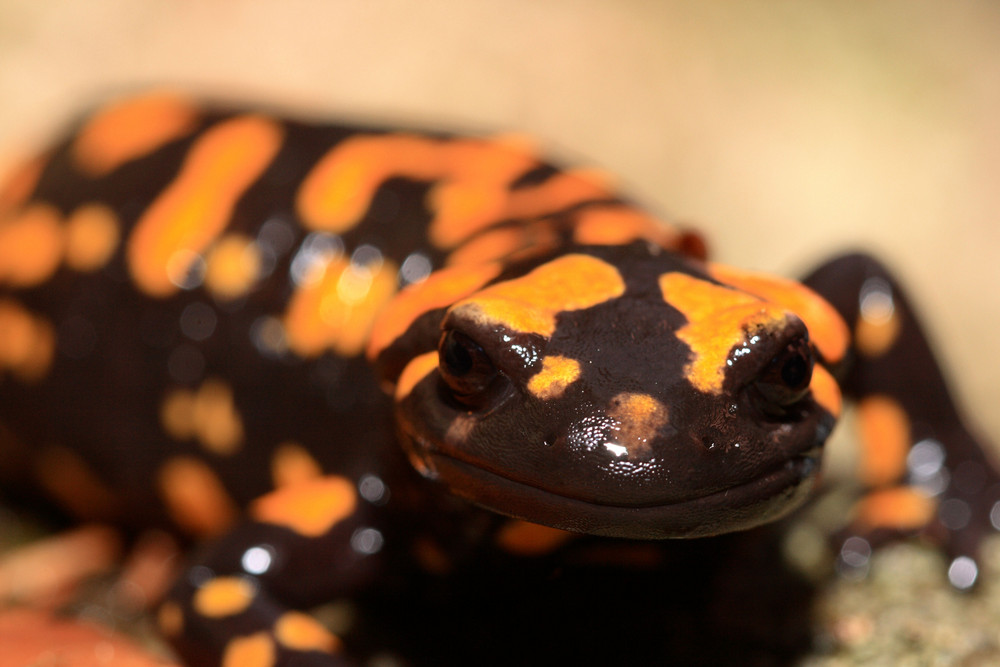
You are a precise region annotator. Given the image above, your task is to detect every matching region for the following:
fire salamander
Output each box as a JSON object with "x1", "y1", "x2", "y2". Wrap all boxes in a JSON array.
[{"x1": 0, "y1": 91, "x2": 998, "y2": 666}]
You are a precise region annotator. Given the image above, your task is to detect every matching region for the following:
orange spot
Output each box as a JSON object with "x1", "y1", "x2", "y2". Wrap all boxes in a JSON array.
[
  {"x1": 157, "y1": 456, "x2": 238, "y2": 538},
  {"x1": 274, "y1": 611, "x2": 341, "y2": 654},
  {"x1": 251, "y1": 475, "x2": 357, "y2": 538},
  {"x1": 809, "y1": 365, "x2": 842, "y2": 419},
  {"x1": 64, "y1": 203, "x2": 120, "y2": 271},
  {"x1": 35, "y1": 445, "x2": 119, "y2": 520},
  {"x1": 496, "y1": 520, "x2": 574, "y2": 556},
  {"x1": 0, "y1": 203, "x2": 64, "y2": 287},
  {"x1": 527, "y1": 355, "x2": 581, "y2": 400},
  {"x1": 127, "y1": 115, "x2": 283, "y2": 297},
  {"x1": 572, "y1": 204, "x2": 681, "y2": 248},
  {"x1": 0, "y1": 299, "x2": 56, "y2": 382},
  {"x1": 271, "y1": 441, "x2": 323, "y2": 488},
  {"x1": 857, "y1": 395, "x2": 911, "y2": 487},
  {"x1": 606, "y1": 393, "x2": 669, "y2": 454},
  {"x1": 0, "y1": 153, "x2": 47, "y2": 215},
  {"x1": 451, "y1": 254, "x2": 625, "y2": 337},
  {"x1": 283, "y1": 255, "x2": 399, "y2": 357},
  {"x1": 221, "y1": 632, "x2": 275, "y2": 667},
  {"x1": 204, "y1": 233, "x2": 262, "y2": 300},
  {"x1": 297, "y1": 133, "x2": 539, "y2": 248},
  {"x1": 367, "y1": 261, "x2": 502, "y2": 362},
  {"x1": 659, "y1": 271, "x2": 789, "y2": 394},
  {"x1": 395, "y1": 351, "x2": 439, "y2": 401},
  {"x1": 709, "y1": 263, "x2": 849, "y2": 366},
  {"x1": 193, "y1": 576, "x2": 256, "y2": 618},
  {"x1": 160, "y1": 379, "x2": 244, "y2": 455},
  {"x1": 854, "y1": 304, "x2": 900, "y2": 359},
  {"x1": 157, "y1": 601, "x2": 185, "y2": 638},
  {"x1": 72, "y1": 92, "x2": 200, "y2": 176},
  {"x1": 854, "y1": 486, "x2": 935, "y2": 531}
]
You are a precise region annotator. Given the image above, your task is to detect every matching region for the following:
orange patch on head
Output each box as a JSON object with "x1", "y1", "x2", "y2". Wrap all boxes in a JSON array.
[
  {"x1": 64, "y1": 203, "x2": 120, "y2": 271},
  {"x1": 127, "y1": 115, "x2": 283, "y2": 297},
  {"x1": 659, "y1": 271, "x2": 789, "y2": 394},
  {"x1": 496, "y1": 520, "x2": 574, "y2": 556},
  {"x1": 395, "y1": 350, "x2": 439, "y2": 401},
  {"x1": 221, "y1": 632, "x2": 275, "y2": 667},
  {"x1": 270, "y1": 441, "x2": 323, "y2": 488},
  {"x1": 72, "y1": 92, "x2": 200, "y2": 176},
  {"x1": 250, "y1": 475, "x2": 357, "y2": 538},
  {"x1": 367, "y1": 261, "x2": 501, "y2": 362},
  {"x1": 204, "y1": 233, "x2": 262, "y2": 300},
  {"x1": 606, "y1": 393, "x2": 669, "y2": 455},
  {"x1": 193, "y1": 576, "x2": 256, "y2": 618},
  {"x1": 0, "y1": 204, "x2": 64, "y2": 287},
  {"x1": 34, "y1": 445, "x2": 119, "y2": 520},
  {"x1": 451, "y1": 254, "x2": 625, "y2": 337},
  {"x1": 527, "y1": 355, "x2": 581, "y2": 400},
  {"x1": 572, "y1": 204, "x2": 680, "y2": 248},
  {"x1": 854, "y1": 486, "x2": 935, "y2": 532},
  {"x1": 709, "y1": 263, "x2": 849, "y2": 366},
  {"x1": 283, "y1": 255, "x2": 399, "y2": 358},
  {"x1": 157, "y1": 456, "x2": 238, "y2": 538},
  {"x1": 274, "y1": 611, "x2": 341, "y2": 654},
  {"x1": 857, "y1": 395, "x2": 911, "y2": 487},
  {"x1": 160, "y1": 379, "x2": 244, "y2": 455},
  {"x1": 0, "y1": 299, "x2": 56, "y2": 382}
]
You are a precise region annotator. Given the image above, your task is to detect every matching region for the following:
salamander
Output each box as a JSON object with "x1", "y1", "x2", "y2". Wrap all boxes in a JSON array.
[{"x1": 0, "y1": 91, "x2": 997, "y2": 666}]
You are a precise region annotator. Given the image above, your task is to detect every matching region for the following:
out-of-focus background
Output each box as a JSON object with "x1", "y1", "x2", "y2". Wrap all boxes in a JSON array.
[
  {"x1": 1, "y1": 1, "x2": 997, "y2": 441},
  {"x1": 2, "y1": 1, "x2": 1000, "y2": 662}
]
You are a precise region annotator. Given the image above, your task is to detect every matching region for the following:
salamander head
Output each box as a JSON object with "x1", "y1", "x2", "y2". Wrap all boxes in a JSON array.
[{"x1": 371, "y1": 242, "x2": 843, "y2": 539}]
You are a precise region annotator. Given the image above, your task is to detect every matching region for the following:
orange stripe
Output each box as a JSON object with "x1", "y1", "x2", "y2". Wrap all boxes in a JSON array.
[
  {"x1": 0, "y1": 153, "x2": 47, "y2": 215},
  {"x1": 854, "y1": 486, "x2": 935, "y2": 531},
  {"x1": 709, "y1": 263, "x2": 850, "y2": 366},
  {"x1": 857, "y1": 395, "x2": 911, "y2": 487},
  {"x1": 659, "y1": 271, "x2": 789, "y2": 394},
  {"x1": 367, "y1": 261, "x2": 502, "y2": 361},
  {"x1": 127, "y1": 115, "x2": 283, "y2": 297},
  {"x1": 72, "y1": 92, "x2": 200, "y2": 176},
  {"x1": 297, "y1": 133, "x2": 539, "y2": 248},
  {"x1": 282, "y1": 256, "x2": 399, "y2": 358},
  {"x1": 450, "y1": 254, "x2": 625, "y2": 338}
]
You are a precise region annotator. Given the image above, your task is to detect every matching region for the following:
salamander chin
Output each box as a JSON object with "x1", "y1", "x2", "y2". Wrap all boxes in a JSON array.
[{"x1": 426, "y1": 447, "x2": 822, "y2": 540}]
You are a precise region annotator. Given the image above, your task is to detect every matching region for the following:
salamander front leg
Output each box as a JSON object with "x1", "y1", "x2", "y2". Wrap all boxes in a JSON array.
[
  {"x1": 803, "y1": 253, "x2": 1000, "y2": 587},
  {"x1": 160, "y1": 477, "x2": 386, "y2": 666}
]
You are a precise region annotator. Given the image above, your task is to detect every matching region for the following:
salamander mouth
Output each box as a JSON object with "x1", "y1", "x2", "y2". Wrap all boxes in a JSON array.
[{"x1": 425, "y1": 447, "x2": 822, "y2": 540}]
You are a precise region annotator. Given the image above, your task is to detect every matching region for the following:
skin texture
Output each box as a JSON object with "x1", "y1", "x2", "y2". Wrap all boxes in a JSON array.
[{"x1": 0, "y1": 93, "x2": 997, "y2": 666}]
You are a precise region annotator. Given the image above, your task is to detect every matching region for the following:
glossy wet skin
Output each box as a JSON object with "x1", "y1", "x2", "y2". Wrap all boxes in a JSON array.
[{"x1": 387, "y1": 242, "x2": 837, "y2": 538}]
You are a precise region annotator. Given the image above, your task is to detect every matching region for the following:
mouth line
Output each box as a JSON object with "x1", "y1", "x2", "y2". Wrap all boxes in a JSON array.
[{"x1": 433, "y1": 446, "x2": 821, "y2": 511}]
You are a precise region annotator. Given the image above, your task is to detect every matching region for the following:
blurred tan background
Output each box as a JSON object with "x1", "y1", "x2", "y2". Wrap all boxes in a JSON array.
[{"x1": 0, "y1": 0, "x2": 998, "y2": 442}]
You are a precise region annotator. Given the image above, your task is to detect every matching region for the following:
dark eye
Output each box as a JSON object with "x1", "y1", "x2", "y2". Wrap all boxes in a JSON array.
[
  {"x1": 438, "y1": 330, "x2": 499, "y2": 406},
  {"x1": 755, "y1": 335, "x2": 814, "y2": 409}
]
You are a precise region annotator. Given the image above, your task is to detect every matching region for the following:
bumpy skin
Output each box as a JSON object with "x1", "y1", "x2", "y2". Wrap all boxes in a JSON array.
[{"x1": 0, "y1": 92, "x2": 997, "y2": 666}]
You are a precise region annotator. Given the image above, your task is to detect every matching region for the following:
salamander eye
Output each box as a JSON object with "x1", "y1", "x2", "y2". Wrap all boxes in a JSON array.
[
  {"x1": 755, "y1": 335, "x2": 814, "y2": 408},
  {"x1": 438, "y1": 330, "x2": 499, "y2": 407}
]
